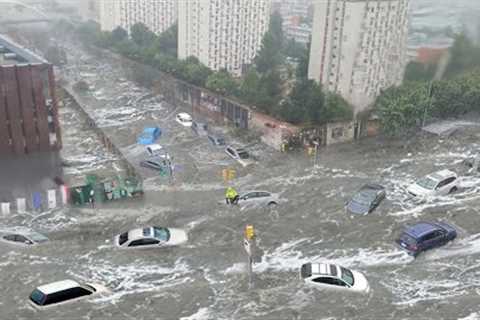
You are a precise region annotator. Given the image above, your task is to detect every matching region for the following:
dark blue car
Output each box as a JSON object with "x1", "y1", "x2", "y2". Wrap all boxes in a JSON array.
[
  {"x1": 346, "y1": 184, "x2": 386, "y2": 215},
  {"x1": 396, "y1": 221, "x2": 457, "y2": 257}
]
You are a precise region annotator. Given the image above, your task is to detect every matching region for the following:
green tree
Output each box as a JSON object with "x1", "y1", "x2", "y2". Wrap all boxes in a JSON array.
[
  {"x1": 254, "y1": 11, "x2": 284, "y2": 73},
  {"x1": 374, "y1": 82, "x2": 430, "y2": 136},
  {"x1": 239, "y1": 69, "x2": 262, "y2": 105},
  {"x1": 130, "y1": 23, "x2": 156, "y2": 47},
  {"x1": 445, "y1": 33, "x2": 480, "y2": 78},
  {"x1": 111, "y1": 26, "x2": 128, "y2": 43},
  {"x1": 206, "y1": 70, "x2": 238, "y2": 95},
  {"x1": 156, "y1": 23, "x2": 178, "y2": 57},
  {"x1": 181, "y1": 57, "x2": 212, "y2": 86},
  {"x1": 404, "y1": 61, "x2": 437, "y2": 82}
]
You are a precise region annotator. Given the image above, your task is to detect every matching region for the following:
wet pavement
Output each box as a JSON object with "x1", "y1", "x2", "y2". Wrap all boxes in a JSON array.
[{"x1": 3, "y1": 35, "x2": 480, "y2": 320}]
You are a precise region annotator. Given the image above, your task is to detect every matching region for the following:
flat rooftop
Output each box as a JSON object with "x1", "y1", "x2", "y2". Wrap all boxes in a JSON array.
[{"x1": 0, "y1": 34, "x2": 47, "y2": 66}]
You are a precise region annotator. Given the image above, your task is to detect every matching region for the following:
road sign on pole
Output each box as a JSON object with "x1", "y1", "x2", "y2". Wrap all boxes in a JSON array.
[{"x1": 244, "y1": 225, "x2": 256, "y2": 288}]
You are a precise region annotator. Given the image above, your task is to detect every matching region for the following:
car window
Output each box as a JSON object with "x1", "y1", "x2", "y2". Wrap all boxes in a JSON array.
[
  {"x1": 30, "y1": 289, "x2": 46, "y2": 306},
  {"x1": 312, "y1": 277, "x2": 346, "y2": 286},
  {"x1": 119, "y1": 232, "x2": 128, "y2": 245},
  {"x1": 226, "y1": 148, "x2": 234, "y2": 155},
  {"x1": 417, "y1": 177, "x2": 437, "y2": 190},
  {"x1": 340, "y1": 267, "x2": 354, "y2": 286},
  {"x1": 43, "y1": 287, "x2": 93, "y2": 306},
  {"x1": 128, "y1": 238, "x2": 160, "y2": 247},
  {"x1": 257, "y1": 192, "x2": 271, "y2": 198},
  {"x1": 16, "y1": 235, "x2": 30, "y2": 244},
  {"x1": 153, "y1": 227, "x2": 170, "y2": 241},
  {"x1": 439, "y1": 177, "x2": 456, "y2": 188},
  {"x1": 422, "y1": 231, "x2": 438, "y2": 241},
  {"x1": 3, "y1": 234, "x2": 16, "y2": 242}
]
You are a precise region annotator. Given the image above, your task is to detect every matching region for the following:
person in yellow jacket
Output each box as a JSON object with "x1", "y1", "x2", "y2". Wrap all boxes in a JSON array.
[{"x1": 225, "y1": 187, "x2": 239, "y2": 205}]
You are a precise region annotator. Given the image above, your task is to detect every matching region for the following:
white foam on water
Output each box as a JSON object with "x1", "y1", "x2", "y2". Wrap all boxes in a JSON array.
[
  {"x1": 458, "y1": 312, "x2": 480, "y2": 320},
  {"x1": 425, "y1": 233, "x2": 480, "y2": 260},
  {"x1": 70, "y1": 258, "x2": 193, "y2": 304},
  {"x1": 179, "y1": 307, "x2": 213, "y2": 320}
]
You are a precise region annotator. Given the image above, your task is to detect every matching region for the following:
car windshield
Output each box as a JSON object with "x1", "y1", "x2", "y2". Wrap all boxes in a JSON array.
[
  {"x1": 153, "y1": 227, "x2": 170, "y2": 241},
  {"x1": 29, "y1": 289, "x2": 45, "y2": 306},
  {"x1": 352, "y1": 191, "x2": 374, "y2": 206},
  {"x1": 399, "y1": 233, "x2": 417, "y2": 245},
  {"x1": 28, "y1": 233, "x2": 48, "y2": 243},
  {"x1": 238, "y1": 151, "x2": 249, "y2": 159},
  {"x1": 340, "y1": 267, "x2": 354, "y2": 286},
  {"x1": 416, "y1": 177, "x2": 437, "y2": 190}
]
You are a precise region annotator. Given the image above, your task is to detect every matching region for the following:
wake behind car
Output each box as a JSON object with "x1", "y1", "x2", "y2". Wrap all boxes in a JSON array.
[
  {"x1": 407, "y1": 169, "x2": 458, "y2": 197},
  {"x1": 225, "y1": 145, "x2": 253, "y2": 167},
  {"x1": 346, "y1": 184, "x2": 386, "y2": 215},
  {"x1": 395, "y1": 221, "x2": 457, "y2": 257},
  {"x1": 1, "y1": 230, "x2": 48, "y2": 246},
  {"x1": 29, "y1": 280, "x2": 108, "y2": 308},
  {"x1": 140, "y1": 157, "x2": 170, "y2": 172},
  {"x1": 300, "y1": 262, "x2": 370, "y2": 293},
  {"x1": 115, "y1": 226, "x2": 188, "y2": 249}
]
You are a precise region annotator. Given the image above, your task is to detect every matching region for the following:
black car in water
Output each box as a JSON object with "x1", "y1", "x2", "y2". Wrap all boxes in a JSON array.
[{"x1": 346, "y1": 184, "x2": 386, "y2": 215}]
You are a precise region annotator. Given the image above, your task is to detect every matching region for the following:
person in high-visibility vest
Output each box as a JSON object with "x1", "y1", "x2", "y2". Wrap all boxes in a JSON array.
[{"x1": 225, "y1": 187, "x2": 239, "y2": 205}]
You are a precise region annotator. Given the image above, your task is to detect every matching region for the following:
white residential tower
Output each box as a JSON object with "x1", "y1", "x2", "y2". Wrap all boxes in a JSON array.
[
  {"x1": 308, "y1": 0, "x2": 409, "y2": 113},
  {"x1": 99, "y1": 0, "x2": 177, "y2": 35},
  {"x1": 178, "y1": 0, "x2": 271, "y2": 76}
]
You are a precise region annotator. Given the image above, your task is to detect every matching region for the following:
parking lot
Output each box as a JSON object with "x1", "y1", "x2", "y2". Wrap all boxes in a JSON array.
[{"x1": 3, "y1": 38, "x2": 480, "y2": 319}]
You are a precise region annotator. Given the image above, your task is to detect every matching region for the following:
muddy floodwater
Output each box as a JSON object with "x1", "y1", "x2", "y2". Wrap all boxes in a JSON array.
[{"x1": 3, "y1": 30, "x2": 480, "y2": 320}]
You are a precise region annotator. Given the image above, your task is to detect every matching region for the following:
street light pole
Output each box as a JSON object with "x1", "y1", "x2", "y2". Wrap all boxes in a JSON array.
[{"x1": 312, "y1": 140, "x2": 319, "y2": 173}]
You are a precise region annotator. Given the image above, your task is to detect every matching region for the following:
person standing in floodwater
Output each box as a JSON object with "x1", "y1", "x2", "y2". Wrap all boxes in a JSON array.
[{"x1": 89, "y1": 188, "x2": 95, "y2": 208}]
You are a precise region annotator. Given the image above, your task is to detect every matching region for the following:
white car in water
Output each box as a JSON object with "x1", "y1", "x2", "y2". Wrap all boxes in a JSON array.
[
  {"x1": 300, "y1": 262, "x2": 370, "y2": 293},
  {"x1": 225, "y1": 145, "x2": 254, "y2": 167},
  {"x1": 115, "y1": 226, "x2": 188, "y2": 249},
  {"x1": 407, "y1": 169, "x2": 458, "y2": 198},
  {"x1": 146, "y1": 144, "x2": 170, "y2": 159},
  {"x1": 0, "y1": 230, "x2": 48, "y2": 246},
  {"x1": 236, "y1": 191, "x2": 281, "y2": 208},
  {"x1": 29, "y1": 280, "x2": 108, "y2": 309},
  {"x1": 176, "y1": 112, "x2": 193, "y2": 127}
]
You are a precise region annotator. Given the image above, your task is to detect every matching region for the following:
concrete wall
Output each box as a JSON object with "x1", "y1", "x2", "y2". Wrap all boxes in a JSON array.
[
  {"x1": 250, "y1": 112, "x2": 300, "y2": 150},
  {"x1": 325, "y1": 121, "x2": 355, "y2": 145}
]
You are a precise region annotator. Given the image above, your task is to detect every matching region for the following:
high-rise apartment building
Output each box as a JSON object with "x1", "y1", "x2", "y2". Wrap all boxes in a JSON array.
[
  {"x1": 178, "y1": 0, "x2": 271, "y2": 76},
  {"x1": 308, "y1": 0, "x2": 409, "y2": 113},
  {"x1": 99, "y1": 0, "x2": 177, "y2": 35}
]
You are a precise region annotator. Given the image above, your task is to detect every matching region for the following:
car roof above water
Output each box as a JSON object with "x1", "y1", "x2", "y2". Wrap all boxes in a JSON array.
[
  {"x1": 37, "y1": 280, "x2": 80, "y2": 295},
  {"x1": 429, "y1": 169, "x2": 456, "y2": 181},
  {"x1": 311, "y1": 263, "x2": 337, "y2": 276},
  {"x1": 404, "y1": 222, "x2": 439, "y2": 239}
]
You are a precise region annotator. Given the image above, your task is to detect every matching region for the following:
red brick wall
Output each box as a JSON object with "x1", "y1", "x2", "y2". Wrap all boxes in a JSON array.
[{"x1": 0, "y1": 63, "x2": 61, "y2": 155}]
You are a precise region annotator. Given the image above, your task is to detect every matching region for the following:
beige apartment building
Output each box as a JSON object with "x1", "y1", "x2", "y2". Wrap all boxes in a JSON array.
[
  {"x1": 308, "y1": 0, "x2": 409, "y2": 113},
  {"x1": 99, "y1": 0, "x2": 177, "y2": 35},
  {"x1": 178, "y1": 0, "x2": 271, "y2": 76}
]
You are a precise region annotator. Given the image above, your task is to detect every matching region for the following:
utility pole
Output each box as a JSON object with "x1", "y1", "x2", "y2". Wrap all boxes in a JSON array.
[
  {"x1": 243, "y1": 224, "x2": 256, "y2": 288},
  {"x1": 423, "y1": 81, "x2": 434, "y2": 129},
  {"x1": 312, "y1": 140, "x2": 319, "y2": 173}
]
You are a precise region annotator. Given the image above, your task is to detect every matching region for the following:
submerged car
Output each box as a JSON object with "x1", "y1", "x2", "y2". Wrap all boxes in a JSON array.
[
  {"x1": 236, "y1": 191, "x2": 280, "y2": 208},
  {"x1": 137, "y1": 127, "x2": 161, "y2": 145},
  {"x1": 395, "y1": 221, "x2": 457, "y2": 257},
  {"x1": 115, "y1": 226, "x2": 188, "y2": 248},
  {"x1": 1, "y1": 230, "x2": 48, "y2": 246},
  {"x1": 29, "y1": 280, "x2": 108, "y2": 308},
  {"x1": 225, "y1": 145, "x2": 253, "y2": 167},
  {"x1": 300, "y1": 262, "x2": 370, "y2": 293},
  {"x1": 407, "y1": 169, "x2": 458, "y2": 197},
  {"x1": 140, "y1": 158, "x2": 170, "y2": 172},
  {"x1": 146, "y1": 144, "x2": 170, "y2": 159},
  {"x1": 176, "y1": 112, "x2": 193, "y2": 127},
  {"x1": 207, "y1": 133, "x2": 225, "y2": 146},
  {"x1": 346, "y1": 184, "x2": 386, "y2": 215},
  {"x1": 191, "y1": 121, "x2": 208, "y2": 136}
]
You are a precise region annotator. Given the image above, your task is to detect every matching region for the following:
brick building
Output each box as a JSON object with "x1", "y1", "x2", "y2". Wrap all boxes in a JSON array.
[{"x1": 0, "y1": 35, "x2": 61, "y2": 155}]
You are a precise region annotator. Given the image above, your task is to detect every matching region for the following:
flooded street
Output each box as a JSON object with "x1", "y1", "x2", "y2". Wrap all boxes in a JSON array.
[{"x1": 3, "y1": 33, "x2": 480, "y2": 320}]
